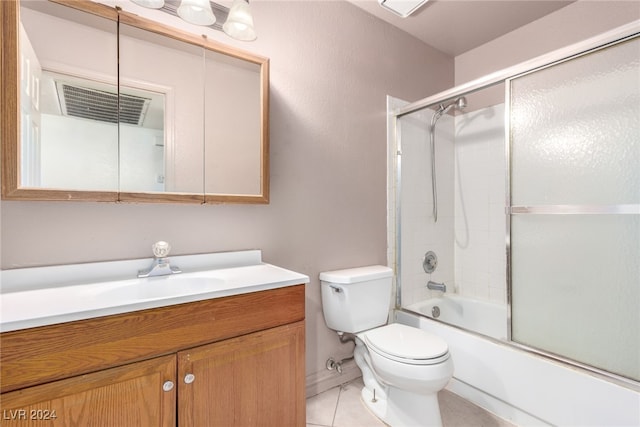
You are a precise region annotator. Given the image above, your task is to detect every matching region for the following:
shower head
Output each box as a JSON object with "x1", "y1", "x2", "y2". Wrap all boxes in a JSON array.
[
  {"x1": 431, "y1": 96, "x2": 468, "y2": 127},
  {"x1": 439, "y1": 97, "x2": 467, "y2": 115}
]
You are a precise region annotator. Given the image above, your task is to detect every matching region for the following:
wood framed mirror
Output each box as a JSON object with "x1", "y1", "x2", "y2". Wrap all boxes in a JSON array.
[{"x1": 1, "y1": 0, "x2": 269, "y2": 204}]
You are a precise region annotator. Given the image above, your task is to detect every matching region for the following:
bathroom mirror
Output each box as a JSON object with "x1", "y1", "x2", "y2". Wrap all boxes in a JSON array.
[{"x1": 1, "y1": 0, "x2": 269, "y2": 204}]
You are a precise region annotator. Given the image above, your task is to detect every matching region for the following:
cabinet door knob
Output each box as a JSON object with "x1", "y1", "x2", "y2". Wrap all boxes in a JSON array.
[
  {"x1": 184, "y1": 373, "x2": 195, "y2": 384},
  {"x1": 163, "y1": 381, "x2": 174, "y2": 392}
]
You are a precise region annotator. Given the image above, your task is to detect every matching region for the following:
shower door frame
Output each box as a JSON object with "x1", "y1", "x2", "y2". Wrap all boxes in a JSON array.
[{"x1": 390, "y1": 22, "x2": 640, "y2": 388}]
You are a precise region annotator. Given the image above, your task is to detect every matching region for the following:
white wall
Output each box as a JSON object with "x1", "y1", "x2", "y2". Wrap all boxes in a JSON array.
[
  {"x1": 1, "y1": 1, "x2": 453, "y2": 395},
  {"x1": 120, "y1": 125, "x2": 165, "y2": 192},
  {"x1": 38, "y1": 114, "x2": 163, "y2": 192},
  {"x1": 40, "y1": 115, "x2": 119, "y2": 190}
]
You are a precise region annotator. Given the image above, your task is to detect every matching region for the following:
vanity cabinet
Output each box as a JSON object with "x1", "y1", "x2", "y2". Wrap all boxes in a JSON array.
[
  {"x1": 179, "y1": 322, "x2": 305, "y2": 426},
  {"x1": 0, "y1": 285, "x2": 305, "y2": 426},
  {"x1": 0, "y1": 355, "x2": 177, "y2": 426}
]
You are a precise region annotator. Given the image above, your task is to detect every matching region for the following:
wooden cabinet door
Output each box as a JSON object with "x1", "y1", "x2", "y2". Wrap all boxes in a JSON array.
[
  {"x1": 0, "y1": 355, "x2": 176, "y2": 427},
  {"x1": 178, "y1": 321, "x2": 305, "y2": 427}
]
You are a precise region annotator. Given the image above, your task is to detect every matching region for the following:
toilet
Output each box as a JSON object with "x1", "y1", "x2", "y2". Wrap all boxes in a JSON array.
[{"x1": 320, "y1": 265, "x2": 453, "y2": 427}]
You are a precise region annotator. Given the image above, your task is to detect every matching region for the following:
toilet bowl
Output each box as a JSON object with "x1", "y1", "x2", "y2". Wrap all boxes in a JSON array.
[{"x1": 320, "y1": 266, "x2": 453, "y2": 427}]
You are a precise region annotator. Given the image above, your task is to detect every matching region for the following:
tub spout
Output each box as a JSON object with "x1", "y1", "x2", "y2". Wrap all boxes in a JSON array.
[{"x1": 427, "y1": 280, "x2": 446, "y2": 292}]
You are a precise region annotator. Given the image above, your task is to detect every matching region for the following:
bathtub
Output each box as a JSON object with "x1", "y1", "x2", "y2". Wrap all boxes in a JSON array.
[
  {"x1": 396, "y1": 307, "x2": 640, "y2": 427},
  {"x1": 405, "y1": 295, "x2": 507, "y2": 340}
]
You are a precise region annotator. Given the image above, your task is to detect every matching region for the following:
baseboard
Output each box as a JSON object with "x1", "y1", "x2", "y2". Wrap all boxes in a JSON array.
[{"x1": 306, "y1": 359, "x2": 361, "y2": 398}]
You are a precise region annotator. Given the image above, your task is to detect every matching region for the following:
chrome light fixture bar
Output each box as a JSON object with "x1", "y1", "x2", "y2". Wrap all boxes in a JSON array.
[{"x1": 131, "y1": 0, "x2": 256, "y2": 41}]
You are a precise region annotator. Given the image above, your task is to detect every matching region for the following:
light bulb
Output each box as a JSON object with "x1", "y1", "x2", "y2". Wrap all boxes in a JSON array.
[
  {"x1": 223, "y1": 0, "x2": 256, "y2": 41},
  {"x1": 177, "y1": 0, "x2": 216, "y2": 26}
]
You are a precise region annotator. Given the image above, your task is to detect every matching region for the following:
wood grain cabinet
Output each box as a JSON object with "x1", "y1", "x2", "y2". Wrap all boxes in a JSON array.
[
  {"x1": 1, "y1": 355, "x2": 177, "y2": 427},
  {"x1": 0, "y1": 285, "x2": 305, "y2": 427},
  {"x1": 179, "y1": 322, "x2": 305, "y2": 426}
]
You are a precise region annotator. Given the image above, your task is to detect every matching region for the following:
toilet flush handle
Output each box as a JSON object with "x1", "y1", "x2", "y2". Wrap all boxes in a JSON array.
[{"x1": 329, "y1": 285, "x2": 343, "y2": 293}]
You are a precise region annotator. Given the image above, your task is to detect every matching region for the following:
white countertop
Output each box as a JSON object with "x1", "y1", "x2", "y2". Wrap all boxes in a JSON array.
[{"x1": 0, "y1": 250, "x2": 309, "y2": 333}]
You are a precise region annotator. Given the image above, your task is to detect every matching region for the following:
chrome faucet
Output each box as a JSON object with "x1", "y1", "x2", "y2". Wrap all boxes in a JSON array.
[
  {"x1": 427, "y1": 280, "x2": 446, "y2": 292},
  {"x1": 138, "y1": 241, "x2": 182, "y2": 278}
]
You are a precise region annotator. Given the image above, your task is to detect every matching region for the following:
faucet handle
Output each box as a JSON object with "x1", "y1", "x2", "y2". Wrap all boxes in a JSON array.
[
  {"x1": 152, "y1": 241, "x2": 171, "y2": 258},
  {"x1": 423, "y1": 251, "x2": 438, "y2": 274}
]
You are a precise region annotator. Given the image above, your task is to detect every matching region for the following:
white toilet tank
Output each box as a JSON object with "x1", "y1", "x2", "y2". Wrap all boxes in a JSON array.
[{"x1": 320, "y1": 265, "x2": 393, "y2": 333}]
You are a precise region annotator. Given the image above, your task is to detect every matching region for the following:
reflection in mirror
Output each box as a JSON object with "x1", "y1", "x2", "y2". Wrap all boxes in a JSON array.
[
  {"x1": 118, "y1": 23, "x2": 204, "y2": 194},
  {"x1": 204, "y1": 49, "x2": 262, "y2": 196},
  {"x1": 3, "y1": 0, "x2": 270, "y2": 203},
  {"x1": 118, "y1": 85, "x2": 166, "y2": 193},
  {"x1": 19, "y1": 1, "x2": 118, "y2": 192}
]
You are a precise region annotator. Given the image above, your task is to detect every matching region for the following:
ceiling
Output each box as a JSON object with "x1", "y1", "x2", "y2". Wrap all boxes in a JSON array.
[{"x1": 346, "y1": 0, "x2": 576, "y2": 56}]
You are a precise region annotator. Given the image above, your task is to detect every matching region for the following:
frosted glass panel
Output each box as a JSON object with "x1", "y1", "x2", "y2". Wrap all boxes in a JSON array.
[
  {"x1": 510, "y1": 35, "x2": 640, "y2": 381},
  {"x1": 511, "y1": 215, "x2": 640, "y2": 381},
  {"x1": 510, "y1": 37, "x2": 640, "y2": 206}
]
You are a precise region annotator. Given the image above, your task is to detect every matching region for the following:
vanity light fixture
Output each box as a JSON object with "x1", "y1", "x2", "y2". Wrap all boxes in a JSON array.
[
  {"x1": 131, "y1": 0, "x2": 256, "y2": 41},
  {"x1": 223, "y1": 0, "x2": 256, "y2": 41},
  {"x1": 177, "y1": 0, "x2": 216, "y2": 26}
]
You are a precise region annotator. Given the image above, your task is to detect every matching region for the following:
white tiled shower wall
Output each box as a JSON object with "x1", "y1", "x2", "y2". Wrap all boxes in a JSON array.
[
  {"x1": 454, "y1": 103, "x2": 506, "y2": 304},
  {"x1": 387, "y1": 97, "x2": 507, "y2": 307}
]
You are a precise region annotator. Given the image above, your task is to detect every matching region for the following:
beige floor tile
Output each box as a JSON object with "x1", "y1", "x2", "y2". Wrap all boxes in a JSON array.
[
  {"x1": 333, "y1": 378, "x2": 387, "y2": 427},
  {"x1": 306, "y1": 385, "x2": 341, "y2": 426},
  {"x1": 307, "y1": 378, "x2": 517, "y2": 427}
]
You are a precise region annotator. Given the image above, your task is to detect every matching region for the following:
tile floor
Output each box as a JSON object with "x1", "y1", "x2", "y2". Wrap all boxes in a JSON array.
[{"x1": 306, "y1": 378, "x2": 517, "y2": 427}]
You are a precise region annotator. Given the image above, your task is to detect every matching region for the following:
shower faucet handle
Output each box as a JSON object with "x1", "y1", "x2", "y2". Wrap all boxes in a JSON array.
[{"x1": 423, "y1": 251, "x2": 438, "y2": 273}]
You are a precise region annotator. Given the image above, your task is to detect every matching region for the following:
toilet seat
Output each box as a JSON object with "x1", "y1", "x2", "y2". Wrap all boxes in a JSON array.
[{"x1": 363, "y1": 323, "x2": 450, "y2": 365}]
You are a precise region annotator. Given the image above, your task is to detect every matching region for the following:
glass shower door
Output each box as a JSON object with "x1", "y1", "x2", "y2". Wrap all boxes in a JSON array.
[{"x1": 508, "y1": 35, "x2": 640, "y2": 382}]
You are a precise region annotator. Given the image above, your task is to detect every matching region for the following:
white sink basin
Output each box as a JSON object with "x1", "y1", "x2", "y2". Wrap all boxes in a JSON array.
[
  {"x1": 96, "y1": 275, "x2": 225, "y2": 301},
  {"x1": 0, "y1": 251, "x2": 309, "y2": 332}
]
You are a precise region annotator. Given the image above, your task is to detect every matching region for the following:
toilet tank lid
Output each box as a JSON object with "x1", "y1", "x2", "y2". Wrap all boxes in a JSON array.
[{"x1": 319, "y1": 265, "x2": 393, "y2": 284}]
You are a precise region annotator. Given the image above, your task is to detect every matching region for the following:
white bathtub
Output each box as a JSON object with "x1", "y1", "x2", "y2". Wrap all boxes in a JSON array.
[
  {"x1": 396, "y1": 308, "x2": 640, "y2": 427},
  {"x1": 405, "y1": 295, "x2": 507, "y2": 340}
]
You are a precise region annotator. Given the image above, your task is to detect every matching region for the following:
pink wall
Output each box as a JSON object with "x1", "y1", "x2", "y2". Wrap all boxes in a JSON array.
[
  {"x1": 455, "y1": 0, "x2": 640, "y2": 85},
  {"x1": 0, "y1": 1, "x2": 453, "y2": 388}
]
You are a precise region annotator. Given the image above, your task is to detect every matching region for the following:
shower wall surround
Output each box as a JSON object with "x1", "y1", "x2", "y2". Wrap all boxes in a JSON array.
[
  {"x1": 394, "y1": 103, "x2": 455, "y2": 306},
  {"x1": 390, "y1": 97, "x2": 507, "y2": 308},
  {"x1": 454, "y1": 104, "x2": 506, "y2": 303}
]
